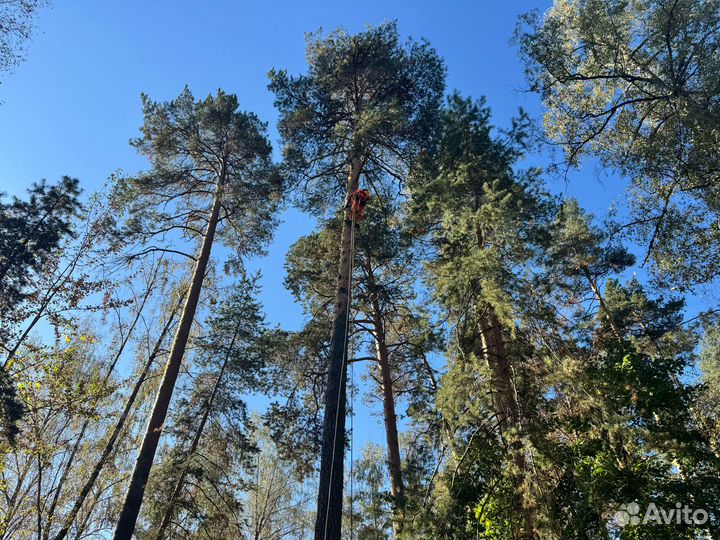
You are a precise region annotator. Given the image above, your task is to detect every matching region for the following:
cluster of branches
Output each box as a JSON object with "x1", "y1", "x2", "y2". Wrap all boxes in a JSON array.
[{"x1": 2, "y1": 5, "x2": 720, "y2": 540}]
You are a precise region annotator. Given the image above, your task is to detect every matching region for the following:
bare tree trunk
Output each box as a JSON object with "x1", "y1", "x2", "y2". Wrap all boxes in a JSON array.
[
  {"x1": 154, "y1": 319, "x2": 241, "y2": 540},
  {"x1": 50, "y1": 295, "x2": 182, "y2": 540},
  {"x1": 111, "y1": 178, "x2": 224, "y2": 540},
  {"x1": 364, "y1": 260, "x2": 404, "y2": 537},
  {"x1": 314, "y1": 157, "x2": 362, "y2": 540}
]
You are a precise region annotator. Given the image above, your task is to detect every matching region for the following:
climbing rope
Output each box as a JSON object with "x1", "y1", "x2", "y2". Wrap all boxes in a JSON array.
[
  {"x1": 322, "y1": 188, "x2": 366, "y2": 540},
  {"x1": 350, "y1": 344, "x2": 355, "y2": 540}
]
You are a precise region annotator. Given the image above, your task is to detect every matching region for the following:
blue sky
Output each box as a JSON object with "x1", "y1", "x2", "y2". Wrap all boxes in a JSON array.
[
  {"x1": 0, "y1": 0, "x2": 566, "y2": 327},
  {"x1": 1, "y1": 0, "x2": 676, "y2": 456}
]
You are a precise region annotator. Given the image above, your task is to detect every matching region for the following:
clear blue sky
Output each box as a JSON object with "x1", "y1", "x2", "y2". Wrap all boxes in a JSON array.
[{"x1": 2, "y1": 0, "x2": 673, "y2": 454}]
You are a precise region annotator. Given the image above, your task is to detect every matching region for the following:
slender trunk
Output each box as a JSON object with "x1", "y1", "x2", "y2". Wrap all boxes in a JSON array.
[
  {"x1": 479, "y1": 310, "x2": 537, "y2": 538},
  {"x1": 314, "y1": 157, "x2": 362, "y2": 540},
  {"x1": 43, "y1": 268, "x2": 158, "y2": 540},
  {"x1": 3, "y1": 251, "x2": 83, "y2": 368},
  {"x1": 0, "y1": 458, "x2": 32, "y2": 540},
  {"x1": 112, "y1": 177, "x2": 224, "y2": 540},
  {"x1": 365, "y1": 260, "x2": 404, "y2": 537},
  {"x1": 37, "y1": 456, "x2": 43, "y2": 540},
  {"x1": 50, "y1": 296, "x2": 182, "y2": 540},
  {"x1": 154, "y1": 320, "x2": 240, "y2": 540},
  {"x1": 70, "y1": 499, "x2": 94, "y2": 540},
  {"x1": 3, "y1": 403, "x2": 53, "y2": 540}
]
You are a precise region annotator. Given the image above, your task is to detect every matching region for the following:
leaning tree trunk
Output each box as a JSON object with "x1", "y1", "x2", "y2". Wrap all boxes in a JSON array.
[
  {"x1": 112, "y1": 180, "x2": 224, "y2": 540},
  {"x1": 154, "y1": 320, "x2": 241, "y2": 540},
  {"x1": 314, "y1": 157, "x2": 362, "y2": 540},
  {"x1": 365, "y1": 260, "x2": 404, "y2": 538},
  {"x1": 51, "y1": 295, "x2": 182, "y2": 540}
]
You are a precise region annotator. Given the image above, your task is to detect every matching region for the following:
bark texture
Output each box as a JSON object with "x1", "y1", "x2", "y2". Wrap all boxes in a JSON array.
[
  {"x1": 112, "y1": 181, "x2": 224, "y2": 540},
  {"x1": 154, "y1": 321, "x2": 239, "y2": 540},
  {"x1": 51, "y1": 296, "x2": 181, "y2": 540},
  {"x1": 479, "y1": 309, "x2": 537, "y2": 539},
  {"x1": 314, "y1": 157, "x2": 362, "y2": 540},
  {"x1": 365, "y1": 260, "x2": 404, "y2": 537}
]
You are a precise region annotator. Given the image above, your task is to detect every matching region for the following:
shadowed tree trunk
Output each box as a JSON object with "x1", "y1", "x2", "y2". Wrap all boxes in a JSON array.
[
  {"x1": 364, "y1": 259, "x2": 404, "y2": 537},
  {"x1": 479, "y1": 309, "x2": 537, "y2": 539},
  {"x1": 314, "y1": 157, "x2": 362, "y2": 540},
  {"x1": 112, "y1": 178, "x2": 225, "y2": 540}
]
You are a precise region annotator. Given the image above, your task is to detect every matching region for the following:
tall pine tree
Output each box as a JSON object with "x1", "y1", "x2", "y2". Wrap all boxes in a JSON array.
[
  {"x1": 111, "y1": 88, "x2": 281, "y2": 540},
  {"x1": 269, "y1": 22, "x2": 445, "y2": 540}
]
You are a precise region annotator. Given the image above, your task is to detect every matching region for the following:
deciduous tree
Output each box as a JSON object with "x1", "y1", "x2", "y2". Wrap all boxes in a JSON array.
[{"x1": 517, "y1": 0, "x2": 720, "y2": 288}]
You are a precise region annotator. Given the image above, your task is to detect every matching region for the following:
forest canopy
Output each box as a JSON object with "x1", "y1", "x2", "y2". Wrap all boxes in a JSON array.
[{"x1": 2, "y1": 3, "x2": 720, "y2": 540}]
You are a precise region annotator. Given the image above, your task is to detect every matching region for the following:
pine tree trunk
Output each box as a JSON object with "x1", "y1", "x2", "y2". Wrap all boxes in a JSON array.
[
  {"x1": 314, "y1": 157, "x2": 362, "y2": 540},
  {"x1": 154, "y1": 321, "x2": 240, "y2": 540},
  {"x1": 365, "y1": 260, "x2": 404, "y2": 537},
  {"x1": 479, "y1": 310, "x2": 537, "y2": 539},
  {"x1": 50, "y1": 296, "x2": 181, "y2": 540},
  {"x1": 472, "y1": 215, "x2": 536, "y2": 538},
  {"x1": 479, "y1": 311, "x2": 516, "y2": 428},
  {"x1": 112, "y1": 179, "x2": 224, "y2": 540}
]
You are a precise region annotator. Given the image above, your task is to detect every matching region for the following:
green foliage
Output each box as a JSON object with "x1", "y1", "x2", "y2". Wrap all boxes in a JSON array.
[
  {"x1": 3, "y1": 12, "x2": 720, "y2": 540},
  {"x1": 0, "y1": 176, "x2": 82, "y2": 443},
  {"x1": 345, "y1": 444, "x2": 394, "y2": 540},
  {"x1": 409, "y1": 93, "x2": 554, "y2": 328},
  {"x1": 243, "y1": 428, "x2": 314, "y2": 540},
  {"x1": 269, "y1": 21, "x2": 445, "y2": 213},
  {"x1": 0, "y1": 177, "x2": 82, "y2": 324},
  {"x1": 404, "y1": 93, "x2": 557, "y2": 539},
  {"x1": 119, "y1": 87, "x2": 282, "y2": 261},
  {"x1": 533, "y1": 277, "x2": 720, "y2": 539},
  {"x1": 0, "y1": 333, "x2": 120, "y2": 540},
  {"x1": 517, "y1": 0, "x2": 720, "y2": 288},
  {"x1": 139, "y1": 276, "x2": 269, "y2": 540}
]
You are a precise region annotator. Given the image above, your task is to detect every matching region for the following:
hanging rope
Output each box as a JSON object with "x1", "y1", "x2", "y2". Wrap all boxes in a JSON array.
[
  {"x1": 322, "y1": 188, "x2": 366, "y2": 540},
  {"x1": 350, "y1": 341, "x2": 355, "y2": 540}
]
